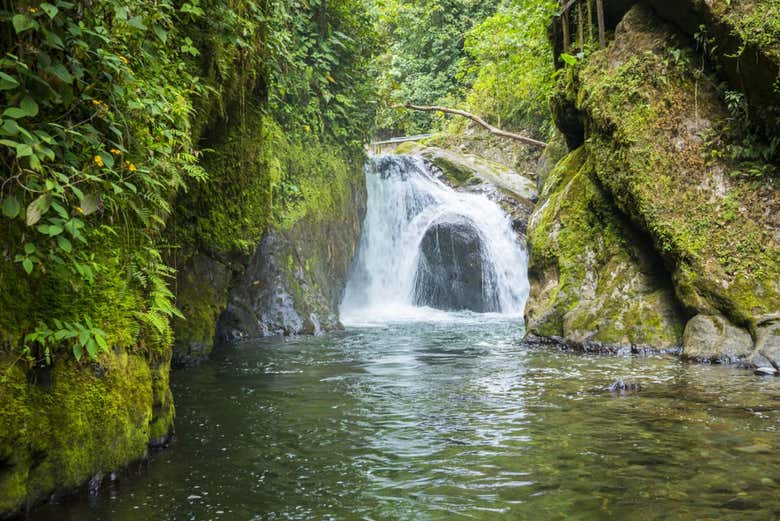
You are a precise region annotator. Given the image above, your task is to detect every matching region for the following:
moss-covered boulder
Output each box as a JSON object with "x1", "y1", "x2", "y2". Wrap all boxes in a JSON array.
[
  {"x1": 0, "y1": 348, "x2": 173, "y2": 515},
  {"x1": 216, "y1": 167, "x2": 366, "y2": 338},
  {"x1": 646, "y1": 0, "x2": 780, "y2": 135},
  {"x1": 525, "y1": 148, "x2": 685, "y2": 347},
  {"x1": 528, "y1": 4, "x2": 779, "y2": 361}
]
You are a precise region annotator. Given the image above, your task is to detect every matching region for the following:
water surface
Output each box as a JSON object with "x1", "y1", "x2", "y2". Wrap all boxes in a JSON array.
[{"x1": 29, "y1": 315, "x2": 780, "y2": 520}]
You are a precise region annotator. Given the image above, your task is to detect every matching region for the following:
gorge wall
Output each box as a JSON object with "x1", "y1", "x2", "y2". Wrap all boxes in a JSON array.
[
  {"x1": 526, "y1": 3, "x2": 780, "y2": 364},
  {"x1": 0, "y1": 1, "x2": 373, "y2": 516}
]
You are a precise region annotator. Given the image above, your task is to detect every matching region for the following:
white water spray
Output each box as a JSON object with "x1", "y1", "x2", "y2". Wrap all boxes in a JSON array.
[{"x1": 341, "y1": 154, "x2": 529, "y2": 324}]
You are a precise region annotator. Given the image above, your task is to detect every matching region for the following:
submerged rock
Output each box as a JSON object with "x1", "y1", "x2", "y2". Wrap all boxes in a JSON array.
[{"x1": 608, "y1": 378, "x2": 642, "y2": 393}]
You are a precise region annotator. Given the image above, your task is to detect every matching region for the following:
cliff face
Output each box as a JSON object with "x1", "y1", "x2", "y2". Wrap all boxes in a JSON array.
[
  {"x1": 169, "y1": 116, "x2": 367, "y2": 363},
  {"x1": 526, "y1": 4, "x2": 779, "y2": 363}
]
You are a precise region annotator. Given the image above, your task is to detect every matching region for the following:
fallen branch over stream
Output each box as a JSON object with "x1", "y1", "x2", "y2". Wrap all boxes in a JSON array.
[{"x1": 392, "y1": 103, "x2": 547, "y2": 148}]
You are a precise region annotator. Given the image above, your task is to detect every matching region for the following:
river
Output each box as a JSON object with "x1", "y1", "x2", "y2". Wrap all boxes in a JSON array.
[
  {"x1": 29, "y1": 315, "x2": 780, "y2": 520},
  {"x1": 26, "y1": 155, "x2": 780, "y2": 520}
]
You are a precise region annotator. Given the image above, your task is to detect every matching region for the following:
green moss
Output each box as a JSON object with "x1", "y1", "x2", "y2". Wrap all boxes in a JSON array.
[
  {"x1": 526, "y1": 147, "x2": 684, "y2": 346},
  {"x1": 0, "y1": 347, "x2": 169, "y2": 514},
  {"x1": 427, "y1": 154, "x2": 477, "y2": 187},
  {"x1": 562, "y1": 5, "x2": 780, "y2": 333}
]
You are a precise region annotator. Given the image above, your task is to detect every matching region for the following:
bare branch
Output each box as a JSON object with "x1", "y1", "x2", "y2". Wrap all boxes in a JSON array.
[{"x1": 392, "y1": 103, "x2": 547, "y2": 148}]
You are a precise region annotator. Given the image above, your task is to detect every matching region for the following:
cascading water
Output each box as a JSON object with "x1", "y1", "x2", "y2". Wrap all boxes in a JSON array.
[{"x1": 341, "y1": 154, "x2": 529, "y2": 324}]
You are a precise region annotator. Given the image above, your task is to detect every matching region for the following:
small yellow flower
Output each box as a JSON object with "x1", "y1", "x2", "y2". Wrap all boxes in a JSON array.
[
  {"x1": 127, "y1": 162, "x2": 136, "y2": 172},
  {"x1": 75, "y1": 206, "x2": 84, "y2": 215},
  {"x1": 28, "y1": 7, "x2": 38, "y2": 13},
  {"x1": 110, "y1": 148, "x2": 121, "y2": 156},
  {"x1": 304, "y1": 124, "x2": 311, "y2": 132},
  {"x1": 118, "y1": 55, "x2": 129, "y2": 64},
  {"x1": 92, "y1": 99, "x2": 101, "y2": 106},
  {"x1": 93, "y1": 155, "x2": 104, "y2": 167}
]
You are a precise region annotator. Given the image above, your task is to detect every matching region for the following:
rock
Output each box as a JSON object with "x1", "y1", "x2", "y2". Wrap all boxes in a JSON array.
[
  {"x1": 171, "y1": 253, "x2": 233, "y2": 367},
  {"x1": 645, "y1": 0, "x2": 780, "y2": 136},
  {"x1": 754, "y1": 367, "x2": 778, "y2": 377},
  {"x1": 608, "y1": 378, "x2": 642, "y2": 393},
  {"x1": 526, "y1": 4, "x2": 779, "y2": 354},
  {"x1": 682, "y1": 314, "x2": 754, "y2": 364},
  {"x1": 413, "y1": 217, "x2": 499, "y2": 313},
  {"x1": 751, "y1": 319, "x2": 780, "y2": 370},
  {"x1": 524, "y1": 149, "x2": 685, "y2": 348}
]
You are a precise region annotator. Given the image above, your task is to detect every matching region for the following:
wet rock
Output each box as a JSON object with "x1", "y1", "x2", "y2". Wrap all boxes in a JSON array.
[
  {"x1": 681, "y1": 314, "x2": 753, "y2": 364},
  {"x1": 608, "y1": 378, "x2": 642, "y2": 393},
  {"x1": 754, "y1": 367, "x2": 778, "y2": 377},
  {"x1": 751, "y1": 318, "x2": 780, "y2": 370},
  {"x1": 413, "y1": 217, "x2": 499, "y2": 313}
]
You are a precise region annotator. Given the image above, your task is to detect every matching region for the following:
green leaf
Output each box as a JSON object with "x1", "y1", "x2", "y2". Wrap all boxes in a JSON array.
[
  {"x1": 98, "y1": 150, "x2": 114, "y2": 169},
  {"x1": 26, "y1": 193, "x2": 51, "y2": 226},
  {"x1": 15, "y1": 143, "x2": 33, "y2": 158},
  {"x1": 80, "y1": 193, "x2": 100, "y2": 216},
  {"x1": 40, "y1": 3, "x2": 59, "y2": 19},
  {"x1": 46, "y1": 63, "x2": 73, "y2": 84},
  {"x1": 95, "y1": 332, "x2": 108, "y2": 350},
  {"x1": 3, "y1": 97, "x2": 39, "y2": 119},
  {"x1": 2, "y1": 195, "x2": 20, "y2": 218},
  {"x1": 73, "y1": 343, "x2": 83, "y2": 362},
  {"x1": 85, "y1": 337, "x2": 97, "y2": 358},
  {"x1": 127, "y1": 16, "x2": 147, "y2": 30},
  {"x1": 78, "y1": 328, "x2": 89, "y2": 347},
  {"x1": 24, "y1": 243, "x2": 36, "y2": 255},
  {"x1": 22, "y1": 257, "x2": 33, "y2": 274},
  {"x1": 47, "y1": 224, "x2": 64, "y2": 236},
  {"x1": 1, "y1": 120, "x2": 21, "y2": 136},
  {"x1": 0, "y1": 72, "x2": 19, "y2": 91},
  {"x1": 57, "y1": 235, "x2": 72, "y2": 252},
  {"x1": 20, "y1": 97, "x2": 39, "y2": 117},
  {"x1": 12, "y1": 14, "x2": 37, "y2": 34},
  {"x1": 153, "y1": 24, "x2": 168, "y2": 43}
]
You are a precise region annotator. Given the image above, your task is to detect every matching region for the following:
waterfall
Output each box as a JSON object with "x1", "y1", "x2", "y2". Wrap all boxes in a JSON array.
[{"x1": 341, "y1": 154, "x2": 529, "y2": 324}]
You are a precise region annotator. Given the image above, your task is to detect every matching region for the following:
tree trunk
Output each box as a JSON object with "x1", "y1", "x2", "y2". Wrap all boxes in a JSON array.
[{"x1": 393, "y1": 104, "x2": 547, "y2": 148}]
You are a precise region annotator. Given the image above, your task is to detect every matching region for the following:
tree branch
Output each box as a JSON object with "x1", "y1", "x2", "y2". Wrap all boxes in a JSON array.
[{"x1": 392, "y1": 103, "x2": 547, "y2": 148}]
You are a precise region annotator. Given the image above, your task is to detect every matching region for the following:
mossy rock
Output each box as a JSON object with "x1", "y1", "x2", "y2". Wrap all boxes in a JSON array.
[
  {"x1": 0, "y1": 348, "x2": 172, "y2": 515},
  {"x1": 538, "y1": 5, "x2": 779, "y2": 351},
  {"x1": 525, "y1": 147, "x2": 685, "y2": 347}
]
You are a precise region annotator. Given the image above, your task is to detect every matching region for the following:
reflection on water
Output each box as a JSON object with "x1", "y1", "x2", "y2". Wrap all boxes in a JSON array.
[{"x1": 28, "y1": 315, "x2": 780, "y2": 520}]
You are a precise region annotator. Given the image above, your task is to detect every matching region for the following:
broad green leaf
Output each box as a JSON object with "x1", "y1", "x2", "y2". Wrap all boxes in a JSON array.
[
  {"x1": 73, "y1": 343, "x2": 83, "y2": 362},
  {"x1": 57, "y1": 236, "x2": 72, "y2": 252},
  {"x1": 127, "y1": 16, "x2": 147, "y2": 30},
  {"x1": 46, "y1": 63, "x2": 73, "y2": 84},
  {"x1": 20, "y1": 97, "x2": 39, "y2": 117},
  {"x1": 26, "y1": 193, "x2": 51, "y2": 226},
  {"x1": 85, "y1": 337, "x2": 97, "y2": 358},
  {"x1": 78, "y1": 328, "x2": 89, "y2": 347},
  {"x1": 40, "y1": 3, "x2": 58, "y2": 19},
  {"x1": 15, "y1": 143, "x2": 33, "y2": 158},
  {"x1": 0, "y1": 72, "x2": 19, "y2": 91},
  {"x1": 1, "y1": 120, "x2": 21, "y2": 135},
  {"x1": 3, "y1": 97, "x2": 39, "y2": 119},
  {"x1": 95, "y1": 333, "x2": 108, "y2": 350},
  {"x1": 2, "y1": 195, "x2": 20, "y2": 218},
  {"x1": 12, "y1": 14, "x2": 37, "y2": 34},
  {"x1": 24, "y1": 243, "x2": 35, "y2": 255},
  {"x1": 22, "y1": 257, "x2": 33, "y2": 274},
  {"x1": 153, "y1": 24, "x2": 168, "y2": 43},
  {"x1": 80, "y1": 193, "x2": 100, "y2": 216}
]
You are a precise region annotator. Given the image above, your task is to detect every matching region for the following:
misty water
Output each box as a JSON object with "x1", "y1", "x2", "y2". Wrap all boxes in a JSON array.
[{"x1": 28, "y1": 157, "x2": 780, "y2": 520}]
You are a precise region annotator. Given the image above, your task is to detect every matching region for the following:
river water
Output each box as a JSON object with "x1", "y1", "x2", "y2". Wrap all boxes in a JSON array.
[
  {"x1": 27, "y1": 157, "x2": 780, "y2": 519},
  {"x1": 29, "y1": 316, "x2": 780, "y2": 520}
]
